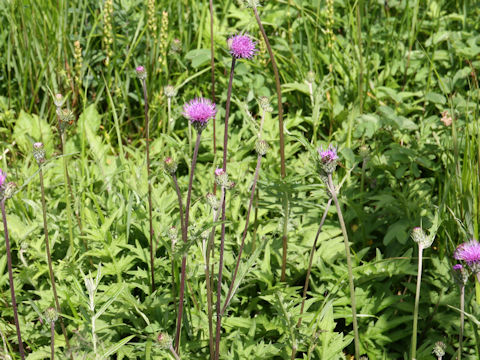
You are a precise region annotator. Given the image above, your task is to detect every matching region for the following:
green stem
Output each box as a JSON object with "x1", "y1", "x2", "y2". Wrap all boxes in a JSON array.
[
  {"x1": 411, "y1": 245, "x2": 424, "y2": 360},
  {"x1": 50, "y1": 321, "x2": 55, "y2": 360},
  {"x1": 355, "y1": 0, "x2": 364, "y2": 113},
  {"x1": 1, "y1": 199, "x2": 25, "y2": 359},
  {"x1": 327, "y1": 173, "x2": 359, "y2": 359},
  {"x1": 459, "y1": 284, "x2": 464, "y2": 360},
  {"x1": 39, "y1": 168, "x2": 71, "y2": 356},
  {"x1": 61, "y1": 135, "x2": 75, "y2": 256}
]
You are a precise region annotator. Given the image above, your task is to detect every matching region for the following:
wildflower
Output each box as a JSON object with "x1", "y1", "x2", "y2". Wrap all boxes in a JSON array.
[
  {"x1": 53, "y1": 93, "x2": 64, "y2": 108},
  {"x1": 215, "y1": 168, "x2": 231, "y2": 188},
  {"x1": 136, "y1": 65, "x2": 147, "y2": 80},
  {"x1": 164, "y1": 157, "x2": 178, "y2": 175},
  {"x1": 33, "y1": 142, "x2": 46, "y2": 165},
  {"x1": 228, "y1": 34, "x2": 257, "y2": 59},
  {"x1": 170, "y1": 38, "x2": 182, "y2": 54},
  {"x1": 44, "y1": 307, "x2": 58, "y2": 324},
  {"x1": 2, "y1": 182, "x2": 17, "y2": 200},
  {"x1": 318, "y1": 145, "x2": 338, "y2": 173},
  {"x1": 440, "y1": 110, "x2": 452, "y2": 126},
  {"x1": 454, "y1": 240, "x2": 480, "y2": 272},
  {"x1": 206, "y1": 193, "x2": 220, "y2": 210},
  {"x1": 168, "y1": 226, "x2": 178, "y2": 251},
  {"x1": 452, "y1": 263, "x2": 469, "y2": 286},
  {"x1": 183, "y1": 98, "x2": 216, "y2": 131},
  {"x1": 259, "y1": 96, "x2": 273, "y2": 113},
  {"x1": 411, "y1": 227, "x2": 434, "y2": 249}
]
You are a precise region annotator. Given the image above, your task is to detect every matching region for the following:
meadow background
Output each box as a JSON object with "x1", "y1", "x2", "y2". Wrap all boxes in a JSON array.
[{"x1": 0, "y1": 0, "x2": 480, "y2": 358}]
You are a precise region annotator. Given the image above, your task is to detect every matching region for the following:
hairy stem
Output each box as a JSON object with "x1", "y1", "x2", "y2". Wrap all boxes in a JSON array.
[
  {"x1": 174, "y1": 131, "x2": 203, "y2": 352},
  {"x1": 411, "y1": 245, "x2": 423, "y2": 360},
  {"x1": 140, "y1": 77, "x2": 155, "y2": 293},
  {"x1": 1, "y1": 199, "x2": 25, "y2": 360},
  {"x1": 297, "y1": 198, "x2": 332, "y2": 327},
  {"x1": 222, "y1": 155, "x2": 262, "y2": 314},
  {"x1": 39, "y1": 168, "x2": 71, "y2": 356},
  {"x1": 327, "y1": 174, "x2": 359, "y2": 359}
]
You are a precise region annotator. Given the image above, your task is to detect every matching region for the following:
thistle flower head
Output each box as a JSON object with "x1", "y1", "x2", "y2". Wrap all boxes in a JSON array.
[
  {"x1": 164, "y1": 85, "x2": 177, "y2": 98},
  {"x1": 183, "y1": 97, "x2": 216, "y2": 131},
  {"x1": 432, "y1": 341, "x2": 446, "y2": 358},
  {"x1": 170, "y1": 38, "x2": 182, "y2": 54},
  {"x1": 455, "y1": 240, "x2": 480, "y2": 272},
  {"x1": 135, "y1": 65, "x2": 147, "y2": 80},
  {"x1": 53, "y1": 93, "x2": 65, "y2": 108},
  {"x1": 206, "y1": 193, "x2": 220, "y2": 210},
  {"x1": 255, "y1": 139, "x2": 268, "y2": 156},
  {"x1": 228, "y1": 34, "x2": 257, "y2": 59},
  {"x1": 411, "y1": 227, "x2": 434, "y2": 249},
  {"x1": 44, "y1": 307, "x2": 58, "y2": 324},
  {"x1": 33, "y1": 142, "x2": 46, "y2": 165},
  {"x1": 0, "y1": 169, "x2": 5, "y2": 188},
  {"x1": 2, "y1": 182, "x2": 17, "y2": 200},
  {"x1": 259, "y1": 96, "x2": 273, "y2": 113},
  {"x1": 156, "y1": 332, "x2": 172, "y2": 349},
  {"x1": 317, "y1": 145, "x2": 338, "y2": 173},
  {"x1": 215, "y1": 168, "x2": 232, "y2": 188},
  {"x1": 163, "y1": 157, "x2": 178, "y2": 175}
]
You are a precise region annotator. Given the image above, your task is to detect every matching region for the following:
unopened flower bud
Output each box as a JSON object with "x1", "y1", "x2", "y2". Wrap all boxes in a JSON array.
[
  {"x1": 58, "y1": 108, "x2": 75, "y2": 124},
  {"x1": 359, "y1": 145, "x2": 369, "y2": 159},
  {"x1": 164, "y1": 157, "x2": 178, "y2": 175},
  {"x1": 259, "y1": 96, "x2": 273, "y2": 113},
  {"x1": 432, "y1": 341, "x2": 446, "y2": 358},
  {"x1": 411, "y1": 227, "x2": 433, "y2": 249},
  {"x1": 2, "y1": 182, "x2": 17, "y2": 200},
  {"x1": 135, "y1": 65, "x2": 147, "y2": 80},
  {"x1": 53, "y1": 93, "x2": 64, "y2": 108},
  {"x1": 452, "y1": 264, "x2": 469, "y2": 286},
  {"x1": 214, "y1": 168, "x2": 230, "y2": 188},
  {"x1": 33, "y1": 142, "x2": 46, "y2": 165},
  {"x1": 206, "y1": 193, "x2": 220, "y2": 210},
  {"x1": 170, "y1": 38, "x2": 182, "y2": 54},
  {"x1": 255, "y1": 139, "x2": 268, "y2": 156},
  {"x1": 157, "y1": 332, "x2": 172, "y2": 349},
  {"x1": 168, "y1": 226, "x2": 178, "y2": 250},
  {"x1": 306, "y1": 71, "x2": 316, "y2": 84},
  {"x1": 44, "y1": 307, "x2": 58, "y2": 324},
  {"x1": 164, "y1": 85, "x2": 177, "y2": 98}
]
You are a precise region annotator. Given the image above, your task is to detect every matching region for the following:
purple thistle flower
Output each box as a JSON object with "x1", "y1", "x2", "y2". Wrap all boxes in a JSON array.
[
  {"x1": 453, "y1": 264, "x2": 463, "y2": 271},
  {"x1": 318, "y1": 145, "x2": 338, "y2": 164},
  {"x1": 228, "y1": 34, "x2": 257, "y2": 59},
  {"x1": 183, "y1": 98, "x2": 216, "y2": 130},
  {"x1": 135, "y1": 65, "x2": 146, "y2": 80},
  {"x1": 455, "y1": 240, "x2": 480, "y2": 271},
  {"x1": 215, "y1": 168, "x2": 225, "y2": 177},
  {"x1": 0, "y1": 169, "x2": 5, "y2": 188}
]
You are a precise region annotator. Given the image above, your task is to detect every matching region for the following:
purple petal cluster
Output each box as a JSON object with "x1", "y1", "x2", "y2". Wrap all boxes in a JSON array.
[
  {"x1": 183, "y1": 98, "x2": 216, "y2": 125},
  {"x1": 318, "y1": 145, "x2": 338, "y2": 164},
  {"x1": 0, "y1": 169, "x2": 5, "y2": 188},
  {"x1": 454, "y1": 240, "x2": 480, "y2": 267},
  {"x1": 228, "y1": 34, "x2": 257, "y2": 59}
]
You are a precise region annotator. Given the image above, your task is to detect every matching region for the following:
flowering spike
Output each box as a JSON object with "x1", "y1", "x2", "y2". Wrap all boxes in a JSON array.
[
  {"x1": 183, "y1": 97, "x2": 216, "y2": 131},
  {"x1": 228, "y1": 34, "x2": 257, "y2": 59}
]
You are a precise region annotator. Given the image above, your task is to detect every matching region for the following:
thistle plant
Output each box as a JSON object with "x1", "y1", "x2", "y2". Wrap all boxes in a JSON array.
[
  {"x1": 136, "y1": 65, "x2": 156, "y2": 293},
  {"x1": 213, "y1": 34, "x2": 257, "y2": 360},
  {"x1": 452, "y1": 264, "x2": 468, "y2": 360},
  {"x1": 33, "y1": 143, "x2": 71, "y2": 357},
  {"x1": 0, "y1": 170, "x2": 25, "y2": 359},
  {"x1": 319, "y1": 146, "x2": 360, "y2": 359},
  {"x1": 174, "y1": 97, "x2": 216, "y2": 352},
  {"x1": 432, "y1": 341, "x2": 446, "y2": 360},
  {"x1": 410, "y1": 226, "x2": 434, "y2": 360}
]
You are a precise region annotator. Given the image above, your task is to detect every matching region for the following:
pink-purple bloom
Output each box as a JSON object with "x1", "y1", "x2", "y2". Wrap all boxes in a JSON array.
[
  {"x1": 318, "y1": 145, "x2": 338, "y2": 164},
  {"x1": 453, "y1": 264, "x2": 463, "y2": 271},
  {"x1": 228, "y1": 34, "x2": 257, "y2": 59},
  {"x1": 215, "y1": 168, "x2": 225, "y2": 177},
  {"x1": 183, "y1": 98, "x2": 216, "y2": 127},
  {"x1": 0, "y1": 169, "x2": 5, "y2": 188},
  {"x1": 455, "y1": 240, "x2": 480, "y2": 269}
]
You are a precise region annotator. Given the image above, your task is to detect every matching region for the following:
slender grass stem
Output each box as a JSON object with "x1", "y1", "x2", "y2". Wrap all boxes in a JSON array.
[
  {"x1": 140, "y1": 77, "x2": 155, "y2": 293},
  {"x1": 297, "y1": 198, "x2": 332, "y2": 327},
  {"x1": 327, "y1": 174, "x2": 359, "y2": 359},
  {"x1": 459, "y1": 284, "x2": 464, "y2": 360},
  {"x1": 39, "y1": 168, "x2": 71, "y2": 356},
  {"x1": 252, "y1": 6, "x2": 288, "y2": 282},
  {"x1": 1, "y1": 199, "x2": 25, "y2": 360},
  {"x1": 174, "y1": 131, "x2": 203, "y2": 352},
  {"x1": 222, "y1": 154, "x2": 263, "y2": 314},
  {"x1": 411, "y1": 245, "x2": 424, "y2": 360}
]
